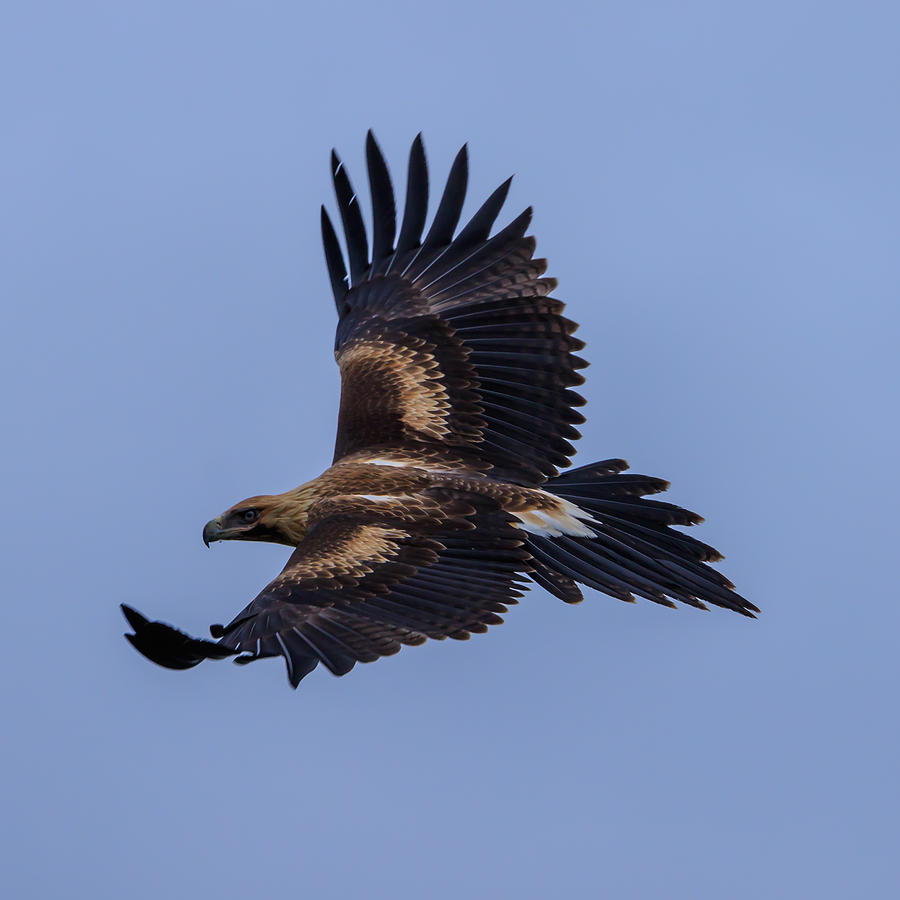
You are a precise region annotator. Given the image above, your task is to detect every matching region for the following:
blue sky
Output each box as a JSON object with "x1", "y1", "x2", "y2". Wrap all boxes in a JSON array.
[{"x1": 2, "y1": 2, "x2": 898, "y2": 897}]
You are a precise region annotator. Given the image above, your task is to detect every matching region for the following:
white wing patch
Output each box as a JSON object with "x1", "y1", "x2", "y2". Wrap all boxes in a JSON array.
[
  {"x1": 360, "y1": 456, "x2": 463, "y2": 474},
  {"x1": 512, "y1": 495, "x2": 599, "y2": 538}
]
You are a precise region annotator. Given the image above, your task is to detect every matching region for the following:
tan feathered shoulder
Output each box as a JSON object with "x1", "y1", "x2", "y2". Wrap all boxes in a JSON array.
[{"x1": 123, "y1": 133, "x2": 754, "y2": 689}]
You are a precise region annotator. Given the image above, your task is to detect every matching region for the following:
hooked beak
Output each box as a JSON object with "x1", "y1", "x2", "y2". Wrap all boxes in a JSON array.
[{"x1": 202, "y1": 517, "x2": 224, "y2": 547}]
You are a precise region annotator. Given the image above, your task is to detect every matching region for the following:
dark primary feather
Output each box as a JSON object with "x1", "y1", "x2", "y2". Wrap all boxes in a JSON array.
[
  {"x1": 393, "y1": 134, "x2": 428, "y2": 260},
  {"x1": 321, "y1": 207, "x2": 348, "y2": 312},
  {"x1": 324, "y1": 133, "x2": 585, "y2": 483},
  {"x1": 422, "y1": 144, "x2": 467, "y2": 249},
  {"x1": 121, "y1": 604, "x2": 236, "y2": 670},
  {"x1": 331, "y1": 150, "x2": 368, "y2": 285},
  {"x1": 453, "y1": 176, "x2": 512, "y2": 249},
  {"x1": 365, "y1": 131, "x2": 395, "y2": 273}
]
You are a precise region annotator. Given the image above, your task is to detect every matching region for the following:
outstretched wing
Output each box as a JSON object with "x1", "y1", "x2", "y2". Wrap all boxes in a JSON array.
[
  {"x1": 321, "y1": 133, "x2": 587, "y2": 485},
  {"x1": 122, "y1": 496, "x2": 530, "y2": 687}
]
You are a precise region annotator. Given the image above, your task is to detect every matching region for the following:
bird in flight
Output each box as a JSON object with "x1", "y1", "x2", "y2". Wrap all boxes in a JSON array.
[{"x1": 123, "y1": 133, "x2": 755, "y2": 688}]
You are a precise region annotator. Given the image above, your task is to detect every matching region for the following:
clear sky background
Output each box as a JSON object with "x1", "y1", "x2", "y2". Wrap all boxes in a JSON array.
[{"x1": 2, "y1": 2, "x2": 898, "y2": 897}]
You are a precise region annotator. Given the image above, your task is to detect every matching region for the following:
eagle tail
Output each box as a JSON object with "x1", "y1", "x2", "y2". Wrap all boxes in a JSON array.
[{"x1": 529, "y1": 459, "x2": 758, "y2": 617}]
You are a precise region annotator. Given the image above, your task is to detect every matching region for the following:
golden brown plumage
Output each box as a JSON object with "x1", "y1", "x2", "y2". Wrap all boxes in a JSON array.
[{"x1": 123, "y1": 133, "x2": 755, "y2": 688}]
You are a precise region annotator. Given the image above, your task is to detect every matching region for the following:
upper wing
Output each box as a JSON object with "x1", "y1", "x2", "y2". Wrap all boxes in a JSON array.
[
  {"x1": 122, "y1": 495, "x2": 530, "y2": 688},
  {"x1": 321, "y1": 133, "x2": 588, "y2": 484}
]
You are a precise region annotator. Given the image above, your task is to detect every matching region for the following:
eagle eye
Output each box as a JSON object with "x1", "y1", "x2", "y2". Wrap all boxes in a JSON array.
[{"x1": 240, "y1": 509, "x2": 259, "y2": 524}]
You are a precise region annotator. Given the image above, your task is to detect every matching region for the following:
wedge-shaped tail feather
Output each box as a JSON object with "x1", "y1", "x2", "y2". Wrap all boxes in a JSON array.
[{"x1": 533, "y1": 461, "x2": 757, "y2": 616}]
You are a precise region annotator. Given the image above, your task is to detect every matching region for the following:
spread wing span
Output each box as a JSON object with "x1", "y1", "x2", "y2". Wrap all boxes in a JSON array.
[
  {"x1": 123, "y1": 495, "x2": 530, "y2": 687},
  {"x1": 121, "y1": 134, "x2": 755, "y2": 691},
  {"x1": 322, "y1": 132, "x2": 587, "y2": 484}
]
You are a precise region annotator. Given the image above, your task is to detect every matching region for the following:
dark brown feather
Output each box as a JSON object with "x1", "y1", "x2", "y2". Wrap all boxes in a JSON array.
[
  {"x1": 324, "y1": 137, "x2": 587, "y2": 483},
  {"x1": 366, "y1": 131, "x2": 396, "y2": 274},
  {"x1": 331, "y1": 150, "x2": 369, "y2": 285},
  {"x1": 392, "y1": 134, "x2": 428, "y2": 260},
  {"x1": 122, "y1": 137, "x2": 753, "y2": 692},
  {"x1": 215, "y1": 498, "x2": 528, "y2": 686},
  {"x1": 422, "y1": 144, "x2": 467, "y2": 249},
  {"x1": 321, "y1": 206, "x2": 348, "y2": 312}
]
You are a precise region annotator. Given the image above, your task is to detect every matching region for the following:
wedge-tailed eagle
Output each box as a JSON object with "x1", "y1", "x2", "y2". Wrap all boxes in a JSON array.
[{"x1": 123, "y1": 133, "x2": 755, "y2": 688}]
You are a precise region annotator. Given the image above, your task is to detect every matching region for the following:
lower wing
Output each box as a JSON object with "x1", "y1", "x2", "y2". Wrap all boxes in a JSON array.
[{"x1": 123, "y1": 496, "x2": 529, "y2": 687}]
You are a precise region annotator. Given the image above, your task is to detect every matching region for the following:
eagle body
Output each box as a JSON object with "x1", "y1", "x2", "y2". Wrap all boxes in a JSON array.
[
  {"x1": 205, "y1": 457, "x2": 598, "y2": 550},
  {"x1": 123, "y1": 134, "x2": 755, "y2": 688}
]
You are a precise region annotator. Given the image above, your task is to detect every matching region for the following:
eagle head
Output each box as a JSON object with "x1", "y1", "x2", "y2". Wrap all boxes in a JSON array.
[{"x1": 202, "y1": 494, "x2": 309, "y2": 548}]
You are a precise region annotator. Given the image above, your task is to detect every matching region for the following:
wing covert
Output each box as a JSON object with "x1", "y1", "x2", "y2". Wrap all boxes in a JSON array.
[
  {"x1": 323, "y1": 132, "x2": 588, "y2": 484},
  {"x1": 216, "y1": 496, "x2": 529, "y2": 686},
  {"x1": 123, "y1": 496, "x2": 530, "y2": 688}
]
